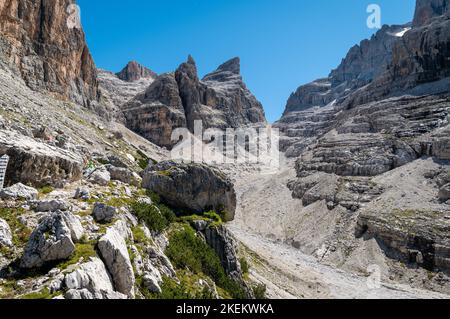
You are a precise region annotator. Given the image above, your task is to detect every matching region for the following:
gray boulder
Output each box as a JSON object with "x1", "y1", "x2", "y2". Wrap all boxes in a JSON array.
[
  {"x1": 65, "y1": 258, "x2": 114, "y2": 292},
  {"x1": 142, "y1": 161, "x2": 236, "y2": 221},
  {"x1": 0, "y1": 130, "x2": 83, "y2": 188},
  {"x1": 65, "y1": 289, "x2": 127, "y2": 300},
  {"x1": 0, "y1": 183, "x2": 38, "y2": 201},
  {"x1": 98, "y1": 228, "x2": 135, "y2": 297},
  {"x1": 0, "y1": 218, "x2": 13, "y2": 247},
  {"x1": 21, "y1": 211, "x2": 82, "y2": 268},
  {"x1": 439, "y1": 184, "x2": 450, "y2": 201},
  {"x1": 88, "y1": 166, "x2": 111, "y2": 186},
  {"x1": 92, "y1": 203, "x2": 117, "y2": 223},
  {"x1": 30, "y1": 199, "x2": 71, "y2": 212},
  {"x1": 108, "y1": 166, "x2": 142, "y2": 187},
  {"x1": 74, "y1": 187, "x2": 90, "y2": 200}
]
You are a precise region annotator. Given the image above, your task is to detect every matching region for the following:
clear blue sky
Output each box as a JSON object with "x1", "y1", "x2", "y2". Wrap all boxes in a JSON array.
[{"x1": 78, "y1": 0, "x2": 415, "y2": 122}]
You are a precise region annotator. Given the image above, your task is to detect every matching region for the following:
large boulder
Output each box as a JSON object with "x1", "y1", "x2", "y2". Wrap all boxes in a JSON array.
[
  {"x1": 21, "y1": 211, "x2": 83, "y2": 268},
  {"x1": 0, "y1": 131, "x2": 83, "y2": 188},
  {"x1": 98, "y1": 228, "x2": 135, "y2": 297},
  {"x1": 439, "y1": 184, "x2": 450, "y2": 201},
  {"x1": 0, "y1": 183, "x2": 38, "y2": 201},
  {"x1": 64, "y1": 257, "x2": 127, "y2": 299},
  {"x1": 87, "y1": 166, "x2": 111, "y2": 186},
  {"x1": 142, "y1": 161, "x2": 237, "y2": 221},
  {"x1": 0, "y1": 218, "x2": 13, "y2": 247},
  {"x1": 92, "y1": 203, "x2": 117, "y2": 224},
  {"x1": 30, "y1": 199, "x2": 71, "y2": 212}
]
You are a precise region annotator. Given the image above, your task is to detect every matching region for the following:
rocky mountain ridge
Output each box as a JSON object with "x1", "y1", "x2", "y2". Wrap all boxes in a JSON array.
[
  {"x1": 123, "y1": 56, "x2": 267, "y2": 148},
  {"x1": 272, "y1": 0, "x2": 450, "y2": 287}
]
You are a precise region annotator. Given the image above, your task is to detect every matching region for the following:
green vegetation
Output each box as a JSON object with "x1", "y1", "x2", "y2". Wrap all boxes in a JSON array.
[
  {"x1": 131, "y1": 226, "x2": 150, "y2": 245},
  {"x1": 130, "y1": 195, "x2": 177, "y2": 233},
  {"x1": 0, "y1": 207, "x2": 32, "y2": 248},
  {"x1": 137, "y1": 274, "x2": 216, "y2": 300},
  {"x1": 252, "y1": 284, "x2": 267, "y2": 299},
  {"x1": 166, "y1": 225, "x2": 246, "y2": 299},
  {"x1": 131, "y1": 201, "x2": 170, "y2": 233},
  {"x1": 136, "y1": 150, "x2": 156, "y2": 170},
  {"x1": 240, "y1": 257, "x2": 249, "y2": 275},
  {"x1": 21, "y1": 287, "x2": 58, "y2": 300},
  {"x1": 146, "y1": 190, "x2": 161, "y2": 204},
  {"x1": 55, "y1": 242, "x2": 97, "y2": 270},
  {"x1": 38, "y1": 186, "x2": 54, "y2": 195}
]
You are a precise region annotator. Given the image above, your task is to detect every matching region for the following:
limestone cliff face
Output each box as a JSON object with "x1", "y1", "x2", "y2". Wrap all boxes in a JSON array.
[
  {"x1": 0, "y1": 0, "x2": 100, "y2": 108},
  {"x1": 413, "y1": 0, "x2": 449, "y2": 26},
  {"x1": 123, "y1": 56, "x2": 266, "y2": 148},
  {"x1": 276, "y1": 0, "x2": 450, "y2": 274}
]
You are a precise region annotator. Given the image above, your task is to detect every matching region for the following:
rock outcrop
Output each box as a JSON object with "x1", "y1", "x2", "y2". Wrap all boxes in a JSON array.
[
  {"x1": 413, "y1": 0, "x2": 450, "y2": 26},
  {"x1": 123, "y1": 56, "x2": 266, "y2": 148},
  {"x1": 98, "y1": 227, "x2": 135, "y2": 297},
  {"x1": 64, "y1": 257, "x2": 127, "y2": 299},
  {"x1": 0, "y1": 218, "x2": 12, "y2": 247},
  {"x1": 142, "y1": 161, "x2": 237, "y2": 221},
  {"x1": 0, "y1": 183, "x2": 38, "y2": 200},
  {"x1": 107, "y1": 166, "x2": 142, "y2": 187},
  {"x1": 92, "y1": 202, "x2": 117, "y2": 224},
  {"x1": 0, "y1": 130, "x2": 83, "y2": 188},
  {"x1": 0, "y1": 0, "x2": 100, "y2": 108},
  {"x1": 21, "y1": 211, "x2": 83, "y2": 268}
]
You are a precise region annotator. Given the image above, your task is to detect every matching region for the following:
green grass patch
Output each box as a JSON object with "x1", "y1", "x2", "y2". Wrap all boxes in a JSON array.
[
  {"x1": 0, "y1": 207, "x2": 32, "y2": 248},
  {"x1": 56, "y1": 242, "x2": 97, "y2": 270},
  {"x1": 131, "y1": 201, "x2": 170, "y2": 233},
  {"x1": 21, "y1": 287, "x2": 56, "y2": 300},
  {"x1": 240, "y1": 257, "x2": 249, "y2": 275},
  {"x1": 38, "y1": 186, "x2": 54, "y2": 196}
]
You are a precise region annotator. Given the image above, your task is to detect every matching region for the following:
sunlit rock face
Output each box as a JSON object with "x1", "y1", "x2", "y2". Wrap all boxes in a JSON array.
[{"x1": 0, "y1": 0, "x2": 100, "y2": 108}]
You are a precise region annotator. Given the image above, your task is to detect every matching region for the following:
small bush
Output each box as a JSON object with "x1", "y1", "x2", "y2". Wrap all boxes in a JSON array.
[
  {"x1": 146, "y1": 190, "x2": 161, "y2": 204},
  {"x1": 252, "y1": 284, "x2": 267, "y2": 299},
  {"x1": 38, "y1": 186, "x2": 54, "y2": 195},
  {"x1": 240, "y1": 257, "x2": 249, "y2": 274},
  {"x1": 166, "y1": 225, "x2": 246, "y2": 299},
  {"x1": 159, "y1": 204, "x2": 177, "y2": 224},
  {"x1": 131, "y1": 201, "x2": 168, "y2": 233}
]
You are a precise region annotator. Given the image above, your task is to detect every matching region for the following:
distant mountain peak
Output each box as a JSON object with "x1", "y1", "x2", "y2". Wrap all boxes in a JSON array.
[
  {"x1": 217, "y1": 57, "x2": 240, "y2": 75},
  {"x1": 116, "y1": 61, "x2": 157, "y2": 82}
]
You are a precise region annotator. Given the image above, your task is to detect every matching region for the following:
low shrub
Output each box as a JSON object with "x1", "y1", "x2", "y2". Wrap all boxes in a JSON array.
[
  {"x1": 131, "y1": 201, "x2": 169, "y2": 233},
  {"x1": 166, "y1": 225, "x2": 246, "y2": 299}
]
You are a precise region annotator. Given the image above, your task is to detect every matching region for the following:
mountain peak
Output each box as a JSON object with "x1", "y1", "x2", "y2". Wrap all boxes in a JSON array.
[
  {"x1": 413, "y1": 0, "x2": 450, "y2": 26},
  {"x1": 217, "y1": 57, "x2": 240, "y2": 75},
  {"x1": 116, "y1": 61, "x2": 157, "y2": 82},
  {"x1": 187, "y1": 55, "x2": 196, "y2": 66}
]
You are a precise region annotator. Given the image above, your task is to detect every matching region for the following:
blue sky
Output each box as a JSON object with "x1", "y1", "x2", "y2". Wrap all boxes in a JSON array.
[{"x1": 78, "y1": 0, "x2": 415, "y2": 122}]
